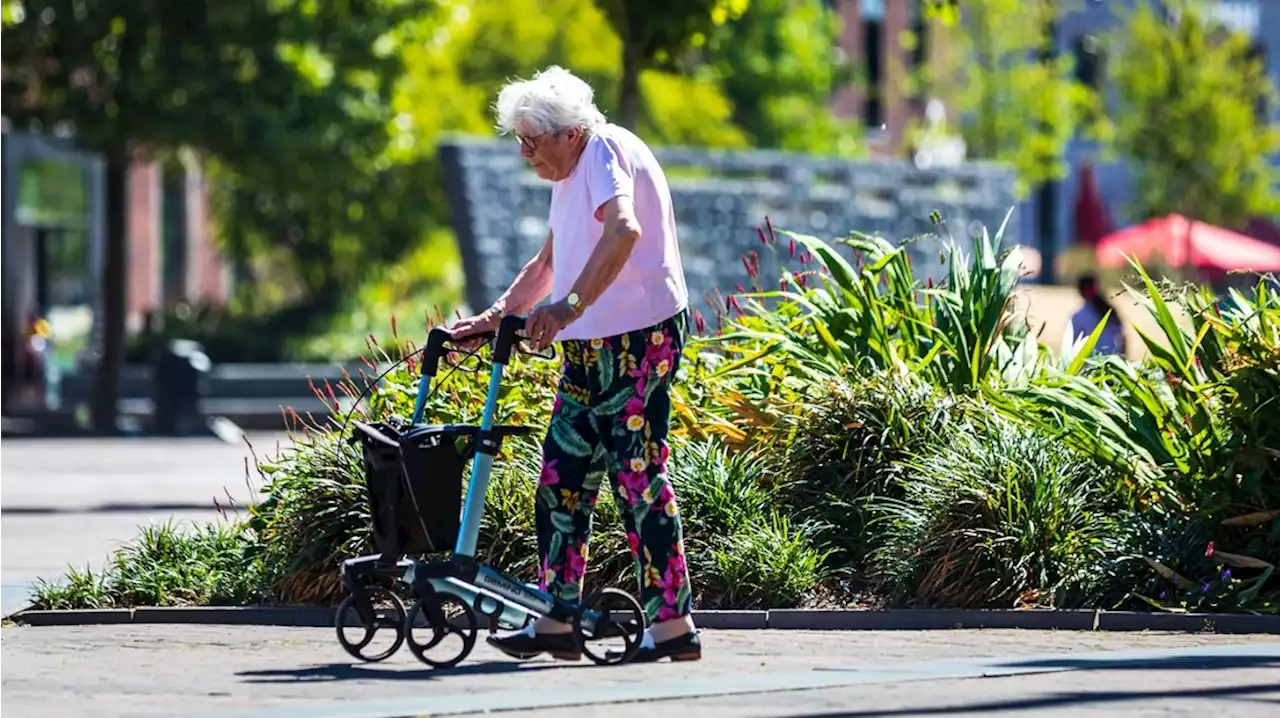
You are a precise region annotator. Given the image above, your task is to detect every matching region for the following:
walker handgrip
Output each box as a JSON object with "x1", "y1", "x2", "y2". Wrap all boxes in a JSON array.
[
  {"x1": 493, "y1": 315, "x2": 526, "y2": 365},
  {"x1": 422, "y1": 327, "x2": 496, "y2": 377},
  {"x1": 421, "y1": 328, "x2": 454, "y2": 377}
]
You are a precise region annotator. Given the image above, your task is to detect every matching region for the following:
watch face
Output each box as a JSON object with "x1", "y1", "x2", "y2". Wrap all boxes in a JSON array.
[{"x1": 567, "y1": 293, "x2": 580, "y2": 306}]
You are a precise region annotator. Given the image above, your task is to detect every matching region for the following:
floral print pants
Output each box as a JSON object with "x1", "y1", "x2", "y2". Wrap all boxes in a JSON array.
[{"x1": 536, "y1": 311, "x2": 693, "y2": 623}]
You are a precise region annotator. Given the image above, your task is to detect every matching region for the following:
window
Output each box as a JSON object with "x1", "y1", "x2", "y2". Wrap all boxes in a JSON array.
[
  {"x1": 161, "y1": 162, "x2": 189, "y2": 306},
  {"x1": 1247, "y1": 41, "x2": 1269, "y2": 120},
  {"x1": 864, "y1": 12, "x2": 883, "y2": 128},
  {"x1": 1073, "y1": 34, "x2": 1105, "y2": 90}
]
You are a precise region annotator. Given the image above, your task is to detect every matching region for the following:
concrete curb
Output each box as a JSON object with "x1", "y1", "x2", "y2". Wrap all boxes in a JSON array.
[{"x1": 10, "y1": 606, "x2": 1280, "y2": 633}]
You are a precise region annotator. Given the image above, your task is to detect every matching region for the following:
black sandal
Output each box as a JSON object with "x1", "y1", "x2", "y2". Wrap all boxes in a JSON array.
[
  {"x1": 607, "y1": 630, "x2": 702, "y2": 663},
  {"x1": 486, "y1": 625, "x2": 582, "y2": 661}
]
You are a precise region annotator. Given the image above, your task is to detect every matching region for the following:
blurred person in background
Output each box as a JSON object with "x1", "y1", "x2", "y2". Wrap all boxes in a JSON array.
[
  {"x1": 449, "y1": 66, "x2": 700, "y2": 663},
  {"x1": 1072, "y1": 274, "x2": 1126, "y2": 356}
]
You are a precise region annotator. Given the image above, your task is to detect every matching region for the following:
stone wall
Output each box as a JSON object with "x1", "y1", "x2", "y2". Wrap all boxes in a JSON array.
[{"x1": 439, "y1": 137, "x2": 1027, "y2": 317}]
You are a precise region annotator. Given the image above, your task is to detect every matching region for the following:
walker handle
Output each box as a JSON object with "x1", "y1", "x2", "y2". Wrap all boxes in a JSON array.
[{"x1": 493, "y1": 315, "x2": 526, "y2": 365}]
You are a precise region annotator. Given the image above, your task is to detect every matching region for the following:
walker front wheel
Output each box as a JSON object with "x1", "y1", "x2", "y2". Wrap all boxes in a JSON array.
[
  {"x1": 573, "y1": 588, "x2": 646, "y2": 665},
  {"x1": 335, "y1": 586, "x2": 407, "y2": 662}
]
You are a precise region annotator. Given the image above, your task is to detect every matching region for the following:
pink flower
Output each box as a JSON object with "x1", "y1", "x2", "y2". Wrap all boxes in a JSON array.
[
  {"x1": 666, "y1": 551, "x2": 687, "y2": 580},
  {"x1": 618, "y1": 471, "x2": 650, "y2": 506},
  {"x1": 652, "y1": 481, "x2": 676, "y2": 512},
  {"x1": 644, "y1": 341, "x2": 674, "y2": 373},
  {"x1": 626, "y1": 531, "x2": 641, "y2": 557},
  {"x1": 539, "y1": 458, "x2": 561, "y2": 487},
  {"x1": 624, "y1": 396, "x2": 646, "y2": 418},
  {"x1": 658, "y1": 605, "x2": 681, "y2": 622},
  {"x1": 564, "y1": 541, "x2": 587, "y2": 584},
  {"x1": 553, "y1": 394, "x2": 564, "y2": 414}
]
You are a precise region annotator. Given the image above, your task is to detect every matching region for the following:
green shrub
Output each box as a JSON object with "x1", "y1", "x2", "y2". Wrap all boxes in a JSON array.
[
  {"x1": 701, "y1": 511, "x2": 833, "y2": 610},
  {"x1": 32, "y1": 519, "x2": 262, "y2": 609},
  {"x1": 245, "y1": 430, "x2": 371, "y2": 605},
  {"x1": 773, "y1": 368, "x2": 964, "y2": 572},
  {"x1": 870, "y1": 412, "x2": 1120, "y2": 609},
  {"x1": 714, "y1": 210, "x2": 1037, "y2": 395}
]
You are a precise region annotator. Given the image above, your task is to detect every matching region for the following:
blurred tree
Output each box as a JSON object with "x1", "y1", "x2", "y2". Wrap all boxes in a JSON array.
[
  {"x1": 920, "y1": 0, "x2": 1108, "y2": 196},
  {"x1": 390, "y1": 0, "x2": 749, "y2": 152},
  {"x1": 1, "y1": 0, "x2": 427, "y2": 431},
  {"x1": 1108, "y1": 0, "x2": 1280, "y2": 226},
  {"x1": 593, "y1": 0, "x2": 750, "y2": 129},
  {"x1": 702, "y1": 0, "x2": 860, "y2": 155}
]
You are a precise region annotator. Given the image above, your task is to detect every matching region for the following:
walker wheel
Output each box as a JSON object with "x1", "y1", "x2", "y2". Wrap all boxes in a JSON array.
[
  {"x1": 335, "y1": 586, "x2": 407, "y2": 662},
  {"x1": 405, "y1": 592, "x2": 479, "y2": 669},
  {"x1": 573, "y1": 587, "x2": 646, "y2": 665}
]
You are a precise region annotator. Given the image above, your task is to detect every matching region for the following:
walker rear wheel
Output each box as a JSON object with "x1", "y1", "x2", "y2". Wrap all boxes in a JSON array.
[{"x1": 405, "y1": 593, "x2": 479, "y2": 669}]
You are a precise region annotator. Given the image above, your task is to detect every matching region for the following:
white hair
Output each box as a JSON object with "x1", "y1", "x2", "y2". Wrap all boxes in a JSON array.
[{"x1": 493, "y1": 66, "x2": 607, "y2": 137}]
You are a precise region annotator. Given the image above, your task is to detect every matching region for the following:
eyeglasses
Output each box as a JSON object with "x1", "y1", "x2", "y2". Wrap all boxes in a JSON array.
[{"x1": 516, "y1": 131, "x2": 554, "y2": 152}]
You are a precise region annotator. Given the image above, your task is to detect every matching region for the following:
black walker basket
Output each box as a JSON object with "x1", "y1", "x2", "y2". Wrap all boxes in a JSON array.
[{"x1": 351, "y1": 421, "x2": 475, "y2": 559}]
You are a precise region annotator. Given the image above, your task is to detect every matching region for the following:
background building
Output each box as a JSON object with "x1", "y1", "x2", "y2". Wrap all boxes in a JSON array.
[{"x1": 828, "y1": 0, "x2": 1279, "y2": 271}]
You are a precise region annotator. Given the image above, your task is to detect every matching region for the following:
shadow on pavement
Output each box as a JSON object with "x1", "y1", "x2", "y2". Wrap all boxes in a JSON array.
[
  {"x1": 997, "y1": 653, "x2": 1280, "y2": 672},
  {"x1": 238, "y1": 659, "x2": 586, "y2": 683},
  {"x1": 790, "y1": 683, "x2": 1280, "y2": 717},
  {"x1": 1, "y1": 502, "x2": 248, "y2": 514}
]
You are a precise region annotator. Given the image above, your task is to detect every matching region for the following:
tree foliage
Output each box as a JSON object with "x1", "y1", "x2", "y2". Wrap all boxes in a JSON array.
[
  {"x1": 1, "y1": 0, "x2": 429, "y2": 428},
  {"x1": 920, "y1": 0, "x2": 1107, "y2": 195},
  {"x1": 593, "y1": 0, "x2": 749, "y2": 129},
  {"x1": 702, "y1": 0, "x2": 860, "y2": 155},
  {"x1": 1107, "y1": 0, "x2": 1280, "y2": 226}
]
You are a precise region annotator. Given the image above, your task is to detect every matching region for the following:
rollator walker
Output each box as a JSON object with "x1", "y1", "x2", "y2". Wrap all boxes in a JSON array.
[{"x1": 334, "y1": 315, "x2": 646, "y2": 668}]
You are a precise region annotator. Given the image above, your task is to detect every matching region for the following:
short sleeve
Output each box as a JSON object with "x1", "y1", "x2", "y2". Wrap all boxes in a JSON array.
[{"x1": 586, "y1": 135, "x2": 634, "y2": 218}]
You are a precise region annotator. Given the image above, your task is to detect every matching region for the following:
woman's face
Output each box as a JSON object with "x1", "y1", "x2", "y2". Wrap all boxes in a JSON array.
[{"x1": 515, "y1": 120, "x2": 584, "y2": 181}]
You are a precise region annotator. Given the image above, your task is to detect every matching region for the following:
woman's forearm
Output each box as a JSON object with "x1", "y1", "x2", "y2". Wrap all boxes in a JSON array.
[{"x1": 493, "y1": 233, "x2": 554, "y2": 316}]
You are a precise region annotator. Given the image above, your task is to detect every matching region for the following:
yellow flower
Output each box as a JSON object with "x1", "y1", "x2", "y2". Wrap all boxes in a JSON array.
[
  {"x1": 590, "y1": 338, "x2": 604, "y2": 349},
  {"x1": 665, "y1": 501, "x2": 679, "y2": 518},
  {"x1": 561, "y1": 489, "x2": 580, "y2": 513},
  {"x1": 650, "y1": 330, "x2": 664, "y2": 345},
  {"x1": 642, "y1": 486, "x2": 655, "y2": 504},
  {"x1": 543, "y1": 567, "x2": 557, "y2": 586},
  {"x1": 626, "y1": 415, "x2": 646, "y2": 431},
  {"x1": 656, "y1": 359, "x2": 670, "y2": 377},
  {"x1": 629, "y1": 457, "x2": 647, "y2": 472},
  {"x1": 645, "y1": 565, "x2": 661, "y2": 587}
]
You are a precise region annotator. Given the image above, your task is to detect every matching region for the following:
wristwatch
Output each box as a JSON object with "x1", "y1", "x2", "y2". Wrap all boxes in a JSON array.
[{"x1": 565, "y1": 292, "x2": 586, "y2": 315}]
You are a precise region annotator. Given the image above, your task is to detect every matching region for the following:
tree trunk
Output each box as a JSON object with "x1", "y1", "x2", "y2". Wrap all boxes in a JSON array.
[
  {"x1": 618, "y1": 9, "x2": 641, "y2": 131},
  {"x1": 91, "y1": 154, "x2": 129, "y2": 434}
]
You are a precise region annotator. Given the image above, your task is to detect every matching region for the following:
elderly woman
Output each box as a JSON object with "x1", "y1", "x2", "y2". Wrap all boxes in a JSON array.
[{"x1": 448, "y1": 66, "x2": 700, "y2": 663}]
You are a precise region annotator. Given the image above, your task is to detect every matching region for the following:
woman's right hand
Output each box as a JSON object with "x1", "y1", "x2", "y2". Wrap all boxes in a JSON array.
[{"x1": 448, "y1": 307, "x2": 502, "y2": 350}]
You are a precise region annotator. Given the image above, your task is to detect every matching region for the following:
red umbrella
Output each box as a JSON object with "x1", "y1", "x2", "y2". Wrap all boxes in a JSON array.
[
  {"x1": 1096, "y1": 214, "x2": 1280, "y2": 273},
  {"x1": 1073, "y1": 163, "x2": 1113, "y2": 247}
]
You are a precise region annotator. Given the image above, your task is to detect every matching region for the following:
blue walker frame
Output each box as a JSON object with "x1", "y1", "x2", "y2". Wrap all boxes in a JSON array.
[{"x1": 335, "y1": 315, "x2": 645, "y2": 668}]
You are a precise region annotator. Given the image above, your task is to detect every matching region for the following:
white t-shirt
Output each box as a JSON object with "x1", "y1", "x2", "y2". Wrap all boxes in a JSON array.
[{"x1": 548, "y1": 124, "x2": 689, "y2": 341}]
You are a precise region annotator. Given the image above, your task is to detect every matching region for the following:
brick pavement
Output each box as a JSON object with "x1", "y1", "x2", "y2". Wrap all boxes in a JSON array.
[{"x1": 2, "y1": 625, "x2": 1277, "y2": 717}]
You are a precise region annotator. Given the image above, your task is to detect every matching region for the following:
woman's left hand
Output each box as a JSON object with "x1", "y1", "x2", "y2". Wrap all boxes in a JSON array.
[{"x1": 526, "y1": 300, "x2": 579, "y2": 350}]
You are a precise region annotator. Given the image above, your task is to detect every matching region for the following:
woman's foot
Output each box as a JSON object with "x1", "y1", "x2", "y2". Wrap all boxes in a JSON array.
[
  {"x1": 607, "y1": 629, "x2": 702, "y2": 663},
  {"x1": 486, "y1": 623, "x2": 582, "y2": 661}
]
